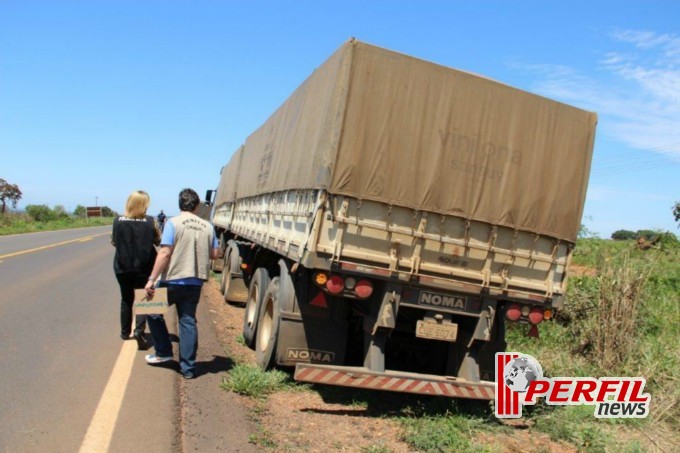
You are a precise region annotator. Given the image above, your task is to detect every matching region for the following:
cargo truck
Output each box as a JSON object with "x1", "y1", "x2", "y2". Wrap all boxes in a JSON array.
[{"x1": 210, "y1": 39, "x2": 597, "y2": 400}]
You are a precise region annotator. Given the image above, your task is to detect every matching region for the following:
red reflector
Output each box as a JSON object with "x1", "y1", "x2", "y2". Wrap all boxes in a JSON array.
[
  {"x1": 310, "y1": 292, "x2": 328, "y2": 308},
  {"x1": 326, "y1": 275, "x2": 344, "y2": 294},
  {"x1": 528, "y1": 308, "x2": 544, "y2": 325},
  {"x1": 506, "y1": 304, "x2": 521, "y2": 321},
  {"x1": 527, "y1": 324, "x2": 540, "y2": 338},
  {"x1": 354, "y1": 280, "x2": 373, "y2": 299}
]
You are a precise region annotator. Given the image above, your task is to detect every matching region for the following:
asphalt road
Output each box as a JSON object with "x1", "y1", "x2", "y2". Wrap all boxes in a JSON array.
[{"x1": 0, "y1": 227, "x2": 178, "y2": 452}]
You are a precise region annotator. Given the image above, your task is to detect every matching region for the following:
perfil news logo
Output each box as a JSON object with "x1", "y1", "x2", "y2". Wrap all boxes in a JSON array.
[{"x1": 495, "y1": 353, "x2": 651, "y2": 419}]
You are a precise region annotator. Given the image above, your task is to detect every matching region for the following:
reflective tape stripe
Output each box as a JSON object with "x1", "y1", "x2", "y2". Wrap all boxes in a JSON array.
[
  {"x1": 320, "y1": 371, "x2": 339, "y2": 383},
  {"x1": 295, "y1": 367, "x2": 495, "y2": 400}
]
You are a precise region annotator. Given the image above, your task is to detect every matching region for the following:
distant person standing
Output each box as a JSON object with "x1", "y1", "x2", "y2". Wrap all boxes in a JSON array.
[
  {"x1": 111, "y1": 190, "x2": 161, "y2": 349},
  {"x1": 144, "y1": 189, "x2": 219, "y2": 379},
  {"x1": 157, "y1": 210, "x2": 167, "y2": 231}
]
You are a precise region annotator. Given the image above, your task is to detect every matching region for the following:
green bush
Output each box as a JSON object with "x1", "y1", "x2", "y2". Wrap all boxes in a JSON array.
[
  {"x1": 635, "y1": 229, "x2": 657, "y2": 241},
  {"x1": 73, "y1": 205, "x2": 86, "y2": 218},
  {"x1": 25, "y1": 204, "x2": 57, "y2": 221},
  {"x1": 611, "y1": 229, "x2": 636, "y2": 240}
]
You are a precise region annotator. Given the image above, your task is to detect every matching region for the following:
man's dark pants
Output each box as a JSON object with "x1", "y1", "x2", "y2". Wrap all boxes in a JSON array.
[{"x1": 147, "y1": 284, "x2": 201, "y2": 377}]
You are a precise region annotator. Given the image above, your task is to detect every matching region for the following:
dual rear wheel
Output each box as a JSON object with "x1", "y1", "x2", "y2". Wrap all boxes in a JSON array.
[
  {"x1": 255, "y1": 277, "x2": 281, "y2": 370},
  {"x1": 237, "y1": 259, "x2": 288, "y2": 370}
]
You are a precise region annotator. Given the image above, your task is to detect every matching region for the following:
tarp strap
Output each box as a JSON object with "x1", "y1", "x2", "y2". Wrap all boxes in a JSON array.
[
  {"x1": 410, "y1": 212, "x2": 427, "y2": 275},
  {"x1": 545, "y1": 240, "x2": 561, "y2": 297},
  {"x1": 481, "y1": 225, "x2": 498, "y2": 288},
  {"x1": 331, "y1": 199, "x2": 350, "y2": 263}
]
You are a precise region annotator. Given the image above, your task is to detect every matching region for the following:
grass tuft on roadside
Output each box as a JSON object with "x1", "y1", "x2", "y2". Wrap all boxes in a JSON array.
[
  {"x1": 221, "y1": 364, "x2": 293, "y2": 397},
  {"x1": 360, "y1": 443, "x2": 392, "y2": 453},
  {"x1": 400, "y1": 411, "x2": 492, "y2": 453},
  {"x1": 248, "y1": 425, "x2": 277, "y2": 449},
  {"x1": 532, "y1": 405, "x2": 610, "y2": 451}
]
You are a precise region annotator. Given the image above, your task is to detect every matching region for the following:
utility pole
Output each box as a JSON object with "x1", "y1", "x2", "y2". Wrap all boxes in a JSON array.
[{"x1": 95, "y1": 196, "x2": 99, "y2": 207}]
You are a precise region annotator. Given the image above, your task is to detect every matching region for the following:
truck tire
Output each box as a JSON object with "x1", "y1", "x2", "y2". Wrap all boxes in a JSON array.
[
  {"x1": 256, "y1": 277, "x2": 281, "y2": 370},
  {"x1": 243, "y1": 268, "x2": 271, "y2": 350}
]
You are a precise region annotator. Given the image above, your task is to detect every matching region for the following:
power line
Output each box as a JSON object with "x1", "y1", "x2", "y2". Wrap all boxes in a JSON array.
[
  {"x1": 592, "y1": 160, "x2": 680, "y2": 177},
  {"x1": 590, "y1": 142, "x2": 680, "y2": 176}
]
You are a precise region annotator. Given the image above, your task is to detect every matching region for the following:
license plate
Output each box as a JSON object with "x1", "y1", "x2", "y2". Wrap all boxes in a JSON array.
[{"x1": 416, "y1": 320, "x2": 458, "y2": 342}]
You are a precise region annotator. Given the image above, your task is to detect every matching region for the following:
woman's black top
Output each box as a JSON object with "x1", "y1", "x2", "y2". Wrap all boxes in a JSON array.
[{"x1": 111, "y1": 215, "x2": 159, "y2": 275}]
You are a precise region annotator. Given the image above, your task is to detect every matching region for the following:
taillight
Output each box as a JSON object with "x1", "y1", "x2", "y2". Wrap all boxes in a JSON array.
[
  {"x1": 326, "y1": 275, "x2": 344, "y2": 295},
  {"x1": 506, "y1": 304, "x2": 521, "y2": 321},
  {"x1": 354, "y1": 280, "x2": 373, "y2": 299},
  {"x1": 529, "y1": 308, "x2": 544, "y2": 325},
  {"x1": 314, "y1": 272, "x2": 328, "y2": 286}
]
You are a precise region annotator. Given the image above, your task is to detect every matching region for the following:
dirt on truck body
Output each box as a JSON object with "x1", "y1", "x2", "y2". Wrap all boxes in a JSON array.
[{"x1": 209, "y1": 39, "x2": 597, "y2": 400}]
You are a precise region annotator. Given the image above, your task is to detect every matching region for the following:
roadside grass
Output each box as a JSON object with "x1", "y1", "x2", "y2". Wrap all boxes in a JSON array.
[
  {"x1": 360, "y1": 443, "x2": 393, "y2": 453},
  {"x1": 235, "y1": 333, "x2": 247, "y2": 346},
  {"x1": 0, "y1": 212, "x2": 113, "y2": 235},
  {"x1": 532, "y1": 404, "x2": 611, "y2": 451},
  {"x1": 220, "y1": 364, "x2": 297, "y2": 398},
  {"x1": 248, "y1": 425, "x2": 278, "y2": 449},
  {"x1": 399, "y1": 410, "x2": 494, "y2": 453}
]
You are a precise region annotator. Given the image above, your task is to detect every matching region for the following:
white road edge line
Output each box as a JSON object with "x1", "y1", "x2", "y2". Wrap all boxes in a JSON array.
[{"x1": 78, "y1": 339, "x2": 137, "y2": 453}]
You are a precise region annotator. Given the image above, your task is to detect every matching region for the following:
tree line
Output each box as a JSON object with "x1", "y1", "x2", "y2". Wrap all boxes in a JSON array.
[
  {"x1": 25, "y1": 204, "x2": 117, "y2": 221},
  {"x1": 1, "y1": 178, "x2": 117, "y2": 219},
  {"x1": 611, "y1": 229, "x2": 677, "y2": 241}
]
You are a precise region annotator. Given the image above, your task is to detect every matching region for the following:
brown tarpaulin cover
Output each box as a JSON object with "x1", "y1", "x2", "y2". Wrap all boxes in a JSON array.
[
  {"x1": 229, "y1": 40, "x2": 596, "y2": 242},
  {"x1": 215, "y1": 145, "x2": 244, "y2": 206}
]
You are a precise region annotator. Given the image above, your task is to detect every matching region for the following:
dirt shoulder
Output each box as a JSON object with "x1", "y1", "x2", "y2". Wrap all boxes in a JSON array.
[{"x1": 202, "y1": 279, "x2": 412, "y2": 451}]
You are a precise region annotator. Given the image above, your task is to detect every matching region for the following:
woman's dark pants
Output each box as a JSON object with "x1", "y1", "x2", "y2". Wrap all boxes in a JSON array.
[{"x1": 115, "y1": 272, "x2": 149, "y2": 337}]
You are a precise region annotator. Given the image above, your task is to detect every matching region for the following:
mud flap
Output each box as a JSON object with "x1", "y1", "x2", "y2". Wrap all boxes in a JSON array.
[
  {"x1": 273, "y1": 260, "x2": 347, "y2": 367},
  {"x1": 277, "y1": 312, "x2": 347, "y2": 367},
  {"x1": 225, "y1": 275, "x2": 248, "y2": 303},
  {"x1": 224, "y1": 241, "x2": 248, "y2": 303},
  {"x1": 479, "y1": 341, "x2": 506, "y2": 382}
]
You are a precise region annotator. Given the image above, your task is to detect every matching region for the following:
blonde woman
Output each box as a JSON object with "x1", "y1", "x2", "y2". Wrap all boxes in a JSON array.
[{"x1": 111, "y1": 190, "x2": 161, "y2": 349}]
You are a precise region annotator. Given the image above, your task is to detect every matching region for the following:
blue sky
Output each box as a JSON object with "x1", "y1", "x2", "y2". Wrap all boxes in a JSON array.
[{"x1": 1, "y1": 1, "x2": 678, "y2": 237}]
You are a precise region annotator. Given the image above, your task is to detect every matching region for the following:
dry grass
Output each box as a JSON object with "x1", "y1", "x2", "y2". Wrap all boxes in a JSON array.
[{"x1": 593, "y1": 252, "x2": 651, "y2": 373}]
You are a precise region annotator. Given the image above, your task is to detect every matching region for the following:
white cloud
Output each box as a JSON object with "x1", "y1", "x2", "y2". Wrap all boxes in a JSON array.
[
  {"x1": 514, "y1": 29, "x2": 680, "y2": 162},
  {"x1": 611, "y1": 29, "x2": 680, "y2": 60}
]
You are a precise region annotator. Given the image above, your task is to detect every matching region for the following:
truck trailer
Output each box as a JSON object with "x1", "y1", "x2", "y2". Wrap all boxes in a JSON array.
[{"x1": 210, "y1": 39, "x2": 597, "y2": 399}]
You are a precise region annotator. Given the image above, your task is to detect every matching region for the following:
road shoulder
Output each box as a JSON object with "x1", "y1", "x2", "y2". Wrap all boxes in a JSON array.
[{"x1": 180, "y1": 287, "x2": 257, "y2": 452}]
